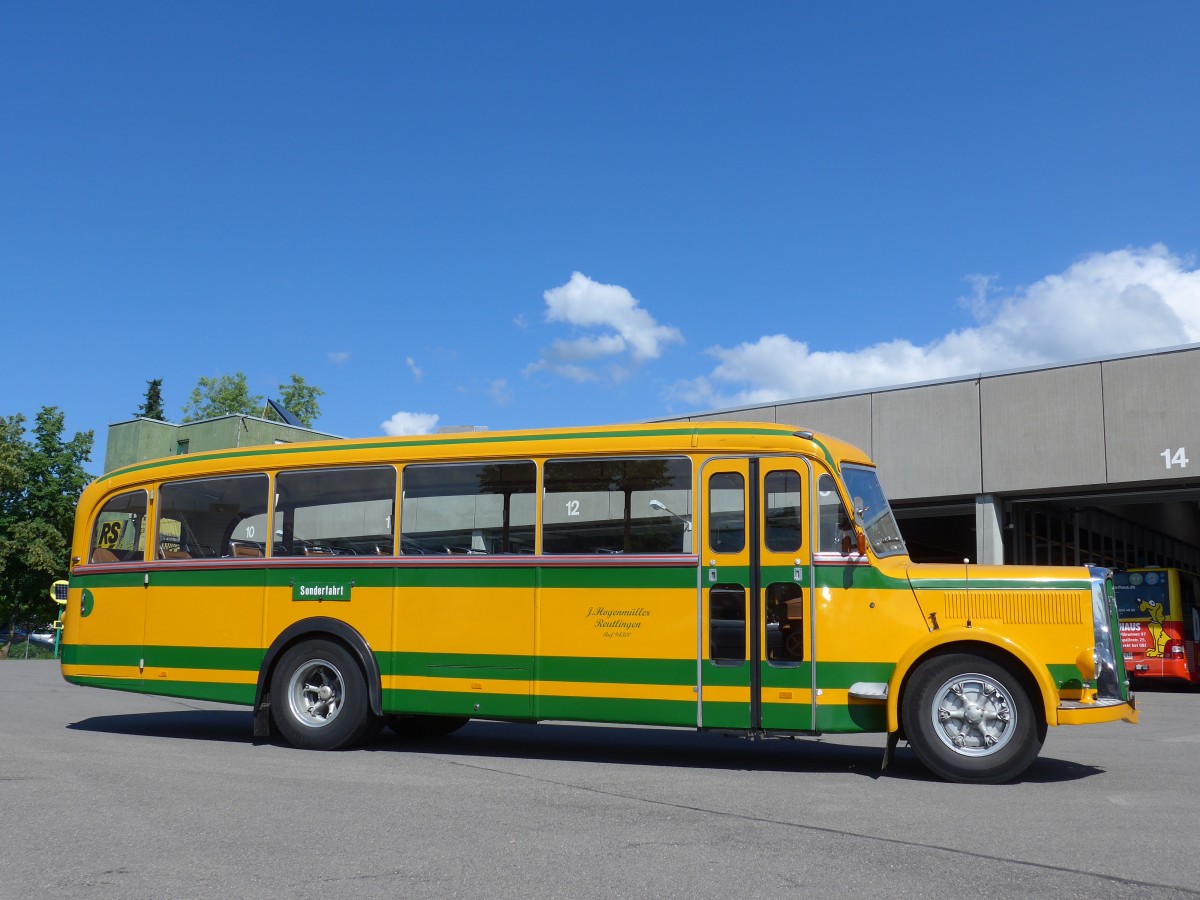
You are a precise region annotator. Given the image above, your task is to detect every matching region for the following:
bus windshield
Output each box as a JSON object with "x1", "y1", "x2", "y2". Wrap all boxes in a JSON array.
[{"x1": 841, "y1": 465, "x2": 907, "y2": 558}]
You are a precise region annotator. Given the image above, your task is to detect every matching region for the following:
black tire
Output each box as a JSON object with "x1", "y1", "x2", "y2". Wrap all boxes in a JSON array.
[
  {"x1": 386, "y1": 715, "x2": 470, "y2": 739},
  {"x1": 901, "y1": 653, "x2": 1043, "y2": 784},
  {"x1": 270, "y1": 639, "x2": 373, "y2": 750}
]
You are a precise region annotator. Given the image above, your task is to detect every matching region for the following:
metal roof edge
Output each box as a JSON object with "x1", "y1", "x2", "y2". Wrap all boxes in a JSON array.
[{"x1": 654, "y1": 341, "x2": 1200, "y2": 419}]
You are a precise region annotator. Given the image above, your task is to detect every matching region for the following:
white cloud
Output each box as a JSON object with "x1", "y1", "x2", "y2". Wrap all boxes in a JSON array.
[
  {"x1": 527, "y1": 272, "x2": 683, "y2": 380},
  {"x1": 380, "y1": 411, "x2": 439, "y2": 436},
  {"x1": 488, "y1": 378, "x2": 513, "y2": 405},
  {"x1": 674, "y1": 245, "x2": 1200, "y2": 409},
  {"x1": 328, "y1": 351, "x2": 350, "y2": 365},
  {"x1": 406, "y1": 357, "x2": 423, "y2": 382}
]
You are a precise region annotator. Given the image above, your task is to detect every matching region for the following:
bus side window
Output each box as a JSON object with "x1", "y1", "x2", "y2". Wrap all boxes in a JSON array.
[
  {"x1": 275, "y1": 466, "x2": 397, "y2": 557},
  {"x1": 765, "y1": 581, "x2": 804, "y2": 665},
  {"x1": 709, "y1": 584, "x2": 747, "y2": 664},
  {"x1": 708, "y1": 472, "x2": 745, "y2": 554},
  {"x1": 817, "y1": 474, "x2": 851, "y2": 555},
  {"x1": 542, "y1": 457, "x2": 692, "y2": 555},
  {"x1": 157, "y1": 474, "x2": 269, "y2": 560},
  {"x1": 401, "y1": 461, "x2": 536, "y2": 555},
  {"x1": 764, "y1": 469, "x2": 802, "y2": 552},
  {"x1": 89, "y1": 490, "x2": 148, "y2": 563}
]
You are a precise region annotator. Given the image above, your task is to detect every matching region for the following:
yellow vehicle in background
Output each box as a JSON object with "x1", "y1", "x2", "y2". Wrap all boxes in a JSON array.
[{"x1": 61, "y1": 422, "x2": 1135, "y2": 783}]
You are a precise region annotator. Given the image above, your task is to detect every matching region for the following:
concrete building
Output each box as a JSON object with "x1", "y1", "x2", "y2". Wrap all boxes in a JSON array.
[
  {"x1": 660, "y1": 344, "x2": 1200, "y2": 571},
  {"x1": 103, "y1": 415, "x2": 338, "y2": 473}
]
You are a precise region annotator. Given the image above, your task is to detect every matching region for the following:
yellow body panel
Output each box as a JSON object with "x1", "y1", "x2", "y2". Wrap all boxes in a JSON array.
[
  {"x1": 536, "y1": 588, "x2": 696, "y2": 660},
  {"x1": 393, "y1": 586, "x2": 532, "y2": 656}
]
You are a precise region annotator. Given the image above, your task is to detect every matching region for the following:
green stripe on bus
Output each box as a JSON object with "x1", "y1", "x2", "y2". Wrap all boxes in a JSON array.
[
  {"x1": 144, "y1": 646, "x2": 264, "y2": 670},
  {"x1": 811, "y1": 436, "x2": 837, "y2": 469},
  {"x1": 61, "y1": 644, "x2": 142, "y2": 666},
  {"x1": 701, "y1": 662, "x2": 750, "y2": 686},
  {"x1": 815, "y1": 661, "x2": 896, "y2": 689},
  {"x1": 62, "y1": 643, "x2": 263, "y2": 671},
  {"x1": 62, "y1": 674, "x2": 255, "y2": 706},
  {"x1": 381, "y1": 688, "x2": 532, "y2": 719},
  {"x1": 136, "y1": 680, "x2": 256, "y2": 705},
  {"x1": 1047, "y1": 663, "x2": 1086, "y2": 690},
  {"x1": 70, "y1": 569, "x2": 267, "y2": 589},
  {"x1": 69, "y1": 572, "x2": 148, "y2": 589},
  {"x1": 72, "y1": 564, "x2": 698, "y2": 591},
  {"x1": 535, "y1": 695, "x2": 696, "y2": 726},
  {"x1": 700, "y1": 703, "x2": 750, "y2": 729},
  {"x1": 812, "y1": 566, "x2": 911, "y2": 591},
  {"x1": 815, "y1": 702, "x2": 888, "y2": 733}
]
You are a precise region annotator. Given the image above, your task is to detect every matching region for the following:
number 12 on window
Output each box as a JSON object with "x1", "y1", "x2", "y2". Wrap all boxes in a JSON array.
[{"x1": 1162, "y1": 448, "x2": 1189, "y2": 469}]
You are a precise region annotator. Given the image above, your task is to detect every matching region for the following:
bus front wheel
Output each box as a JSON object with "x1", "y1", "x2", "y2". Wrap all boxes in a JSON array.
[
  {"x1": 271, "y1": 639, "x2": 373, "y2": 750},
  {"x1": 901, "y1": 653, "x2": 1043, "y2": 784}
]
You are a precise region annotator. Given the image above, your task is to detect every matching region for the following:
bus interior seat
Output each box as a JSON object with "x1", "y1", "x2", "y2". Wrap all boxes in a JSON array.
[
  {"x1": 91, "y1": 547, "x2": 119, "y2": 563},
  {"x1": 231, "y1": 543, "x2": 263, "y2": 558}
]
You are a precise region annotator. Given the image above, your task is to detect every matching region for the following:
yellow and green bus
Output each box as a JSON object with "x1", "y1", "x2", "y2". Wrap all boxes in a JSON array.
[{"x1": 61, "y1": 421, "x2": 1136, "y2": 783}]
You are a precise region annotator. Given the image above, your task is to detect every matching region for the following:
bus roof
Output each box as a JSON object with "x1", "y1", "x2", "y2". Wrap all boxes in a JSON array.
[{"x1": 91, "y1": 420, "x2": 874, "y2": 490}]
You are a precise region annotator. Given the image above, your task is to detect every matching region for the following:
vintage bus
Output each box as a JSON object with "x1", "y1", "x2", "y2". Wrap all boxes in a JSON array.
[
  {"x1": 1113, "y1": 567, "x2": 1200, "y2": 686},
  {"x1": 61, "y1": 422, "x2": 1136, "y2": 783}
]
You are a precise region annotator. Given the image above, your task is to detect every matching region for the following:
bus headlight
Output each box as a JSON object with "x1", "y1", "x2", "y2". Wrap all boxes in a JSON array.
[{"x1": 1076, "y1": 646, "x2": 1096, "y2": 683}]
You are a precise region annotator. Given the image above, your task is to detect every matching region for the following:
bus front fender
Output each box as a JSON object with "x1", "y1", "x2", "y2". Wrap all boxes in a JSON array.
[{"x1": 885, "y1": 627, "x2": 1060, "y2": 734}]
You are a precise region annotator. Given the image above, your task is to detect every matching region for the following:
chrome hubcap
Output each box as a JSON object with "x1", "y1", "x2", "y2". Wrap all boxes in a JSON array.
[
  {"x1": 287, "y1": 658, "x2": 344, "y2": 729},
  {"x1": 931, "y1": 673, "x2": 1014, "y2": 756}
]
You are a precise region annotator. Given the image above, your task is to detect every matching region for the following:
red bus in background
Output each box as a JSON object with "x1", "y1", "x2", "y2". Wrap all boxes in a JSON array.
[{"x1": 1114, "y1": 568, "x2": 1200, "y2": 686}]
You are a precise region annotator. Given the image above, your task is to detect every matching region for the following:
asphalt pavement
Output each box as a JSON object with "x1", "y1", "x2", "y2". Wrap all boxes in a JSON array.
[{"x1": 2, "y1": 660, "x2": 1198, "y2": 899}]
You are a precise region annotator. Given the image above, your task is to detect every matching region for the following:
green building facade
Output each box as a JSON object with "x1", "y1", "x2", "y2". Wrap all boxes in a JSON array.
[{"x1": 103, "y1": 415, "x2": 338, "y2": 473}]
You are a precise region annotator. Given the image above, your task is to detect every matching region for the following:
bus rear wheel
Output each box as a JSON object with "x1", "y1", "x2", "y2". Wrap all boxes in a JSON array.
[
  {"x1": 901, "y1": 653, "x2": 1043, "y2": 784},
  {"x1": 271, "y1": 639, "x2": 373, "y2": 750}
]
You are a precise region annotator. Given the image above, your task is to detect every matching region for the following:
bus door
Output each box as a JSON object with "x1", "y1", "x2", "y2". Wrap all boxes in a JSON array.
[{"x1": 699, "y1": 457, "x2": 813, "y2": 731}]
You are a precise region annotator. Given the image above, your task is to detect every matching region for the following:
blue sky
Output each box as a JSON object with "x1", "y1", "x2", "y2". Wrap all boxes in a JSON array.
[{"x1": 3, "y1": 4, "x2": 1199, "y2": 463}]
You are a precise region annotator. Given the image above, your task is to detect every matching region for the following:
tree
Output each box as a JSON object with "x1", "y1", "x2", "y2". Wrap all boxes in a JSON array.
[
  {"x1": 0, "y1": 408, "x2": 93, "y2": 645},
  {"x1": 181, "y1": 372, "x2": 263, "y2": 422},
  {"x1": 273, "y1": 374, "x2": 324, "y2": 428},
  {"x1": 134, "y1": 378, "x2": 167, "y2": 421}
]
